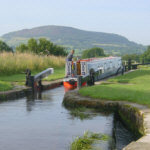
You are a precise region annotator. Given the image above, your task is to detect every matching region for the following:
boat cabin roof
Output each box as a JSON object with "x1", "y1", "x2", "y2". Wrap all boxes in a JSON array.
[{"x1": 79, "y1": 56, "x2": 121, "y2": 62}]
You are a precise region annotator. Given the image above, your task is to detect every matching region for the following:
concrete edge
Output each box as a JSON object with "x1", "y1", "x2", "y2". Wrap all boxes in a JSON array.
[
  {"x1": 0, "y1": 79, "x2": 63, "y2": 101},
  {"x1": 63, "y1": 90, "x2": 150, "y2": 150}
]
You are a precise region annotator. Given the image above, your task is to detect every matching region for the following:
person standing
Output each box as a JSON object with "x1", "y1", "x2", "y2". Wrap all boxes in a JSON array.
[
  {"x1": 66, "y1": 49, "x2": 75, "y2": 61},
  {"x1": 66, "y1": 50, "x2": 75, "y2": 77}
]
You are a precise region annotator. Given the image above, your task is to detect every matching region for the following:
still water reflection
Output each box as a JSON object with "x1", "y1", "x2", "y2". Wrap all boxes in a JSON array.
[{"x1": 0, "y1": 87, "x2": 113, "y2": 150}]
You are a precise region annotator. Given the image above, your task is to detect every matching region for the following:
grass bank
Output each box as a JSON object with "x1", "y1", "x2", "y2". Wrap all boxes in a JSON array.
[
  {"x1": 79, "y1": 66, "x2": 150, "y2": 107},
  {"x1": 0, "y1": 81, "x2": 13, "y2": 91},
  {"x1": 0, "y1": 52, "x2": 65, "y2": 91},
  {"x1": 0, "y1": 68, "x2": 65, "y2": 91}
]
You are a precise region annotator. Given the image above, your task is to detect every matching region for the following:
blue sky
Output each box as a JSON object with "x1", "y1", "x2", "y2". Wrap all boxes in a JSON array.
[{"x1": 0, "y1": 0, "x2": 150, "y2": 45}]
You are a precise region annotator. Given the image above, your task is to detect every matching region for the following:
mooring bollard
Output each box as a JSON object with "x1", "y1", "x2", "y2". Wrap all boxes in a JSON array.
[{"x1": 77, "y1": 75, "x2": 82, "y2": 89}]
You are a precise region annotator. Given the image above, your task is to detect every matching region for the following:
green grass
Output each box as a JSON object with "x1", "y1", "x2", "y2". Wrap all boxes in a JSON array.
[
  {"x1": 44, "y1": 67, "x2": 65, "y2": 81},
  {"x1": 0, "y1": 67, "x2": 64, "y2": 82},
  {"x1": 0, "y1": 81, "x2": 13, "y2": 91},
  {"x1": 0, "y1": 67, "x2": 65, "y2": 91},
  {"x1": 70, "y1": 131, "x2": 109, "y2": 150},
  {"x1": 0, "y1": 74, "x2": 26, "y2": 82},
  {"x1": 79, "y1": 66, "x2": 150, "y2": 107}
]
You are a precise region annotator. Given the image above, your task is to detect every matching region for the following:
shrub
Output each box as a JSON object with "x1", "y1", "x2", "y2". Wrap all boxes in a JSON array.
[{"x1": 82, "y1": 47, "x2": 105, "y2": 58}]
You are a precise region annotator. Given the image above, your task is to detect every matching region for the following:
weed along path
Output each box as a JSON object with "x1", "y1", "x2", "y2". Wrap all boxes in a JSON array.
[{"x1": 63, "y1": 67, "x2": 150, "y2": 150}]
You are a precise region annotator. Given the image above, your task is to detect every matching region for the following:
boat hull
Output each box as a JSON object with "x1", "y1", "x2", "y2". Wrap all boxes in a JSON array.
[{"x1": 63, "y1": 78, "x2": 86, "y2": 91}]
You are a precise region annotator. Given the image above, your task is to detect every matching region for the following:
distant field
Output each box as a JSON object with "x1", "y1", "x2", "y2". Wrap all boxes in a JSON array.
[
  {"x1": 92, "y1": 43, "x2": 127, "y2": 47},
  {"x1": 5, "y1": 36, "x2": 52, "y2": 46},
  {"x1": 79, "y1": 66, "x2": 150, "y2": 107}
]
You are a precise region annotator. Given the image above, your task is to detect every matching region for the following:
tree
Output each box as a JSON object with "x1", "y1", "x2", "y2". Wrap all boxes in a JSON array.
[
  {"x1": 82, "y1": 47, "x2": 105, "y2": 58},
  {"x1": 122, "y1": 54, "x2": 140, "y2": 63},
  {"x1": 28, "y1": 38, "x2": 38, "y2": 53},
  {"x1": 15, "y1": 38, "x2": 67, "y2": 56},
  {"x1": 0, "y1": 40, "x2": 12, "y2": 52},
  {"x1": 38, "y1": 38, "x2": 67, "y2": 56},
  {"x1": 16, "y1": 43, "x2": 28, "y2": 52},
  {"x1": 38, "y1": 38, "x2": 53, "y2": 54},
  {"x1": 141, "y1": 46, "x2": 150, "y2": 63}
]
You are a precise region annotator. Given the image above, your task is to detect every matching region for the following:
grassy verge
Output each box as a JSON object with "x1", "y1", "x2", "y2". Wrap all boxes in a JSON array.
[
  {"x1": 79, "y1": 66, "x2": 150, "y2": 107},
  {"x1": 0, "y1": 68, "x2": 64, "y2": 82},
  {"x1": 0, "y1": 67, "x2": 65, "y2": 91},
  {"x1": 44, "y1": 67, "x2": 65, "y2": 81},
  {"x1": 70, "y1": 131, "x2": 109, "y2": 150},
  {"x1": 0, "y1": 81, "x2": 13, "y2": 91}
]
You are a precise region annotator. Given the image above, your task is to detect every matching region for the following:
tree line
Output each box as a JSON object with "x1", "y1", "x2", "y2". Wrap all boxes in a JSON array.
[
  {"x1": 82, "y1": 47, "x2": 106, "y2": 58},
  {"x1": 82, "y1": 46, "x2": 150, "y2": 64},
  {"x1": 122, "y1": 46, "x2": 150, "y2": 63},
  {"x1": 0, "y1": 39, "x2": 106, "y2": 58},
  {"x1": 16, "y1": 38, "x2": 67, "y2": 56},
  {"x1": 1, "y1": 38, "x2": 150, "y2": 62},
  {"x1": 0, "y1": 38, "x2": 67, "y2": 56},
  {"x1": 0, "y1": 40, "x2": 13, "y2": 52}
]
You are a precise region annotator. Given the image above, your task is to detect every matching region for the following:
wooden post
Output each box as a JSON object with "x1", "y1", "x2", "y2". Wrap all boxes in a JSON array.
[
  {"x1": 38, "y1": 80, "x2": 43, "y2": 90},
  {"x1": 28, "y1": 76, "x2": 34, "y2": 88},
  {"x1": 128, "y1": 59, "x2": 132, "y2": 70},
  {"x1": 124, "y1": 65, "x2": 127, "y2": 72},
  {"x1": 142, "y1": 59, "x2": 144, "y2": 65},
  {"x1": 77, "y1": 75, "x2": 82, "y2": 90},
  {"x1": 121, "y1": 66, "x2": 124, "y2": 75}
]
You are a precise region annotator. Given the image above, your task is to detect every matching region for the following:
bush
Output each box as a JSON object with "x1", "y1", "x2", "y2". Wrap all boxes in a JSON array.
[
  {"x1": 141, "y1": 46, "x2": 150, "y2": 63},
  {"x1": 122, "y1": 54, "x2": 141, "y2": 63},
  {"x1": 82, "y1": 47, "x2": 105, "y2": 58},
  {"x1": 0, "y1": 40, "x2": 12, "y2": 52}
]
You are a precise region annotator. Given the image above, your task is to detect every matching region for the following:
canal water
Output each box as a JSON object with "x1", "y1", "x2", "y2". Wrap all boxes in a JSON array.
[{"x1": 0, "y1": 87, "x2": 135, "y2": 150}]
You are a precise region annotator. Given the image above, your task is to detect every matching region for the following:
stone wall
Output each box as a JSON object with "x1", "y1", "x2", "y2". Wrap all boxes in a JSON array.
[
  {"x1": 0, "y1": 79, "x2": 63, "y2": 101},
  {"x1": 63, "y1": 90, "x2": 150, "y2": 150}
]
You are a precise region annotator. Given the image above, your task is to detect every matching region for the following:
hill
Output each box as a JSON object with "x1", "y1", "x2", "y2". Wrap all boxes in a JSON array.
[{"x1": 1, "y1": 25, "x2": 146, "y2": 55}]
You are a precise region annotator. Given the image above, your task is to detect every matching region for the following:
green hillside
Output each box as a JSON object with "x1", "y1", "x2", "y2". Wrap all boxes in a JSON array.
[{"x1": 1, "y1": 25, "x2": 146, "y2": 55}]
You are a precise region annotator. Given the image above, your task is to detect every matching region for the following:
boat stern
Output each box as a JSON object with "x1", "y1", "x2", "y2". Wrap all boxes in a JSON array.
[{"x1": 63, "y1": 77, "x2": 77, "y2": 91}]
